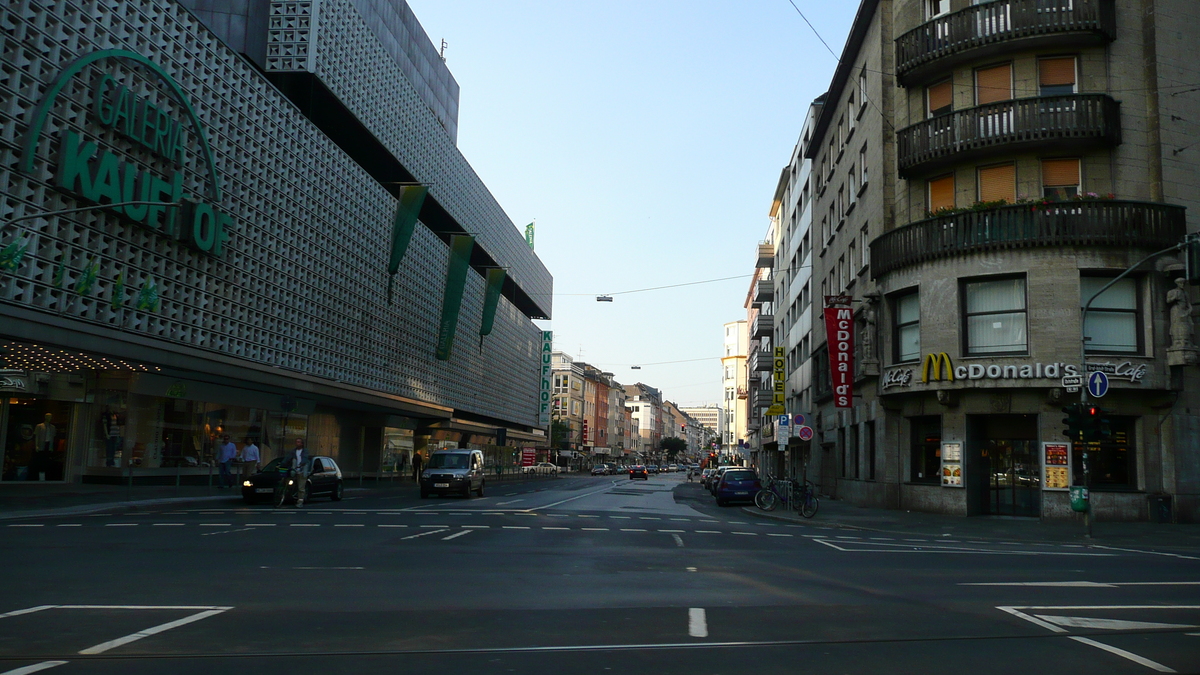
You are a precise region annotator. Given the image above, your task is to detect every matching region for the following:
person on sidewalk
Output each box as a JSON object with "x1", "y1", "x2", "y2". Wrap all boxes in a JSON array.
[
  {"x1": 239, "y1": 437, "x2": 260, "y2": 479},
  {"x1": 287, "y1": 438, "x2": 312, "y2": 507},
  {"x1": 411, "y1": 451, "x2": 423, "y2": 482},
  {"x1": 217, "y1": 435, "x2": 238, "y2": 488}
]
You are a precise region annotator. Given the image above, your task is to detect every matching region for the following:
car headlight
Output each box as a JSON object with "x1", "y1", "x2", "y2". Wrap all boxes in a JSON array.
[
  {"x1": 242, "y1": 480, "x2": 253, "y2": 487},
  {"x1": 287, "y1": 479, "x2": 294, "y2": 485},
  {"x1": 421, "y1": 471, "x2": 431, "y2": 479}
]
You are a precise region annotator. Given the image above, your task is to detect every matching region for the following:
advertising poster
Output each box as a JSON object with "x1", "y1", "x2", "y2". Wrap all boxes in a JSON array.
[
  {"x1": 1042, "y1": 442, "x2": 1071, "y2": 490},
  {"x1": 941, "y1": 442, "x2": 963, "y2": 487},
  {"x1": 521, "y1": 448, "x2": 537, "y2": 467},
  {"x1": 823, "y1": 298, "x2": 854, "y2": 409}
]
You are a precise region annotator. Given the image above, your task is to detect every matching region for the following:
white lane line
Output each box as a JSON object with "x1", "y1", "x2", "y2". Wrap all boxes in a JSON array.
[
  {"x1": 730, "y1": 532, "x2": 757, "y2": 536},
  {"x1": 401, "y1": 529, "x2": 448, "y2": 540},
  {"x1": 105, "y1": 524, "x2": 137, "y2": 527},
  {"x1": 419, "y1": 525, "x2": 450, "y2": 528},
  {"x1": 963, "y1": 582, "x2": 1118, "y2": 588},
  {"x1": 542, "y1": 527, "x2": 570, "y2": 530},
  {"x1": 495, "y1": 500, "x2": 524, "y2": 505},
  {"x1": 688, "y1": 608, "x2": 708, "y2": 638},
  {"x1": 767, "y1": 533, "x2": 794, "y2": 537},
  {"x1": 503, "y1": 526, "x2": 531, "y2": 530},
  {"x1": 442, "y1": 529, "x2": 474, "y2": 541},
  {"x1": 581, "y1": 527, "x2": 609, "y2": 531},
  {"x1": 1067, "y1": 636, "x2": 1176, "y2": 673},
  {"x1": 56, "y1": 524, "x2": 82, "y2": 527},
  {"x1": 578, "y1": 515, "x2": 599, "y2": 518},
  {"x1": 695, "y1": 530, "x2": 721, "y2": 534},
  {"x1": 0, "y1": 606, "x2": 57, "y2": 619},
  {"x1": 672, "y1": 534, "x2": 685, "y2": 548},
  {"x1": 533, "y1": 483, "x2": 623, "y2": 510},
  {"x1": 289, "y1": 524, "x2": 320, "y2": 527},
  {"x1": 152, "y1": 523, "x2": 185, "y2": 527},
  {"x1": 79, "y1": 608, "x2": 231, "y2": 655},
  {"x1": 0, "y1": 661, "x2": 69, "y2": 675},
  {"x1": 293, "y1": 566, "x2": 364, "y2": 570},
  {"x1": 7, "y1": 524, "x2": 43, "y2": 527},
  {"x1": 1090, "y1": 545, "x2": 1200, "y2": 561},
  {"x1": 333, "y1": 524, "x2": 365, "y2": 528},
  {"x1": 620, "y1": 528, "x2": 647, "y2": 532},
  {"x1": 609, "y1": 516, "x2": 630, "y2": 519},
  {"x1": 639, "y1": 517, "x2": 661, "y2": 520},
  {"x1": 462, "y1": 525, "x2": 490, "y2": 529},
  {"x1": 245, "y1": 523, "x2": 276, "y2": 527},
  {"x1": 198, "y1": 523, "x2": 231, "y2": 527},
  {"x1": 658, "y1": 529, "x2": 686, "y2": 533},
  {"x1": 378, "y1": 524, "x2": 408, "y2": 528}
]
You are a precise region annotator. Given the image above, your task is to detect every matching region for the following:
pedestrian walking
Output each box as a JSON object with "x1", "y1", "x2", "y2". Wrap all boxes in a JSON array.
[
  {"x1": 217, "y1": 435, "x2": 238, "y2": 488},
  {"x1": 411, "y1": 451, "x2": 423, "y2": 481},
  {"x1": 239, "y1": 437, "x2": 260, "y2": 478}
]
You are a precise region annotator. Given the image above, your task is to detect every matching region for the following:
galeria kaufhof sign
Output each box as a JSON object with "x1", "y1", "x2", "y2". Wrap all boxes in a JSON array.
[{"x1": 19, "y1": 50, "x2": 230, "y2": 256}]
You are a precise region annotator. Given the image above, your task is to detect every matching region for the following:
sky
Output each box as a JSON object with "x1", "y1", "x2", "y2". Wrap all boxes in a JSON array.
[{"x1": 407, "y1": 0, "x2": 859, "y2": 406}]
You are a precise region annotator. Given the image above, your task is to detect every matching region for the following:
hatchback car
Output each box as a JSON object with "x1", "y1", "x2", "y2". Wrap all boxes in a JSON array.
[
  {"x1": 242, "y1": 456, "x2": 344, "y2": 504},
  {"x1": 699, "y1": 468, "x2": 716, "y2": 488},
  {"x1": 629, "y1": 465, "x2": 649, "y2": 480},
  {"x1": 714, "y1": 468, "x2": 762, "y2": 506},
  {"x1": 591, "y1": 465, "x2": 609, "y2": 476}
]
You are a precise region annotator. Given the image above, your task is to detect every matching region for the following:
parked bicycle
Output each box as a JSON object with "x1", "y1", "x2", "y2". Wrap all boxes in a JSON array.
[{"x1": 754, "y1": 475, "x2": 818, "y2": 518}]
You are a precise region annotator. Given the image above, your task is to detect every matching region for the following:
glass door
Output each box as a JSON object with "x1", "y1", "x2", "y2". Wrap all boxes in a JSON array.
[{"x1": 983, "y1": 439, "x2": 1040, "y2": 516}]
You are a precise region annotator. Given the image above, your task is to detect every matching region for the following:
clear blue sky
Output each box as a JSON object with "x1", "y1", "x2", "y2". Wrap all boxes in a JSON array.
[{"x1": 408, "y1": 0, "x2": 858, "y2": 406}]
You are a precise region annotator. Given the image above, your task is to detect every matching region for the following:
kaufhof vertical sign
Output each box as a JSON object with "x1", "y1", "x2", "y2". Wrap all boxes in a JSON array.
[
  {"x1": 19, "y1": 49, "x2": 230, "y2": 256},
  {"x1": 823, "y1": 296, "x2": 854, "y2": 409},
  {"x1": 539, "y1": 330, "x2": 553, "y2": 427}
]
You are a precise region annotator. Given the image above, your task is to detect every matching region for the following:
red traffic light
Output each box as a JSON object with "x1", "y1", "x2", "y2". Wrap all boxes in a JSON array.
[{"x1": 1086, "y1": 406, "x2": 1098, "y2": 417}]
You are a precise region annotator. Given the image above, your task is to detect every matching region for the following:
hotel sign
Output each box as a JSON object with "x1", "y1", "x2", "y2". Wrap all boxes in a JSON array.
[
  {"x1": 767, "y1": 346, "x2": 785, "y2": 415},
  {"x1": 20, "y1": 49, "x2": 231, "y2": 256}
]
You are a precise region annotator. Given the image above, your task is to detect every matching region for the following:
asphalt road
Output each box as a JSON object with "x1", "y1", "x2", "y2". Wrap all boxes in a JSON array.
[{"x1": 2, "y1": 472, "x2": 1198, "y2": 674}]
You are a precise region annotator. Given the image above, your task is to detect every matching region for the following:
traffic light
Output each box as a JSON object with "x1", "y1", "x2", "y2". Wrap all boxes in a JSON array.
[
  {"x1": 1095, "y1": 406, "x2": 1112, "y2": 441},
  {"x1": 1081, "y1": 405, "x2": 1103, "y2": 442},
  {"x1": 1061, "y1": 403, "x2": 1081, "y2": 440}
]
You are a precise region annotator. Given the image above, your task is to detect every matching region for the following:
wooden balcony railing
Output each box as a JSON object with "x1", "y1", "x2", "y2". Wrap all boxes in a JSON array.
[
  {"x1": 869, "y1": 200, "x2": 1186, "y2": 278},
  {"x1": 896, "y1": 94, "x2": 1119, "y2": 177},
  {"x1": 896, "y1": 0, "x2": 1115, "y2": 86}
]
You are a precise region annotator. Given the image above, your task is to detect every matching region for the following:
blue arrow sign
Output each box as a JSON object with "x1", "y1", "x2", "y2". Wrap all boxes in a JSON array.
[{"x1": 1087, "y1": 371, "x2": 1109, "y2": 398}]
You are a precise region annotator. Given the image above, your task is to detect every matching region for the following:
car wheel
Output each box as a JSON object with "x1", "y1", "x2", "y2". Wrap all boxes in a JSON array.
[
  {"x1": 331, "y1": 481, "x2": 343, "y2": 501},
  {"x1": 476, "y1": 480, "x2": 485, "y2": 497},
  {"x1": 463, "y1": 483, "x2": 472, "y2": 499}
]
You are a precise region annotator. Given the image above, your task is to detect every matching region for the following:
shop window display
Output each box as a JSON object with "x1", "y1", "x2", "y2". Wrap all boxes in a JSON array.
[{"x1": 2, "y1": 399, "x2": 74, "y2": 481}]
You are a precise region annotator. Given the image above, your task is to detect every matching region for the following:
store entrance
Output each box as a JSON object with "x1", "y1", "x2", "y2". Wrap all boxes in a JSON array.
[{"x1": 967, "y1": 415, "x2": 1039, "y2": 517}]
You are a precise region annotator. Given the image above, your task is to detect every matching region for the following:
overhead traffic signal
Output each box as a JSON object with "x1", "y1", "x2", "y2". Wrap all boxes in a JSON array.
[{"x1": 1078, "y1": 405, "x2": 1113, "y2": 442}]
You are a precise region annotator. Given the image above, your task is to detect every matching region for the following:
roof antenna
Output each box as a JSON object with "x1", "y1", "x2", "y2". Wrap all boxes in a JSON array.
[{"x1": 439, "y1": 39, "x2": 448, "y2": 61}]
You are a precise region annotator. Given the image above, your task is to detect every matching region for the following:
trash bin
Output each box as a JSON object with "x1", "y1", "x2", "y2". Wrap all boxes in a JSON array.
[
  {"x1": 1148, "y1": 493, "x2": 1172, "y2": 524},
  {"x1": 1069, "y1": 486, "x2": 1089, "y2": 513}
]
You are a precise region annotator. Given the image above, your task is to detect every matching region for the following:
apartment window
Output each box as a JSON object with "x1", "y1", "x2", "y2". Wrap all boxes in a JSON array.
[
  {"x1": 928, "y1": 174, "x2": 955, "y2": 213},
  {"x1": 859, "y1": 143, "x2": 868, "y2": 188},
  {"x1": 860, "y1": 224, "x2": 870, "y2": 270},
  {"x1": 847, "y1": 240, "x2": 857, "y2": 279},
  {"x1": 977, "y1": 163, "x2": 1016, "y2": 203},
  {"x1": 909, "y1": 416, "x2": 941, "y2": 484},
  {"x1": 1039, "y1": 56, "x2": 1077, "y2": 96},
  {"x1": 838, "y1": 116, "x2": 845, "y2": 150},
  {"x1": 837, "y1": 186, "x2": 845, "y2": 222},
  {"x1": 838, "y1": 255, "x2": 846, "y2": 291},
  {"x1": 976, "y1": 63, "x2": 1013, "y2": 104},
  {"x1": 848, "y1": 168, "x2": 857, "y2": 204},
  {"x1": 829, "y1": 205, "x2": 836, "y2": 235},
  {"x1": 894, "y1": 290, "x2": 920, "y2": 362},
  {"x1": 847, "y1": 95, "x2": 856, "y2": 132},
  {"x1": 925, "y1": 0, "x2": 950, "y2": 18},
  {"x1": 963, "y1": 276, "x2": 1028, "y2": 355},
  {"x1": 1042, "y1": 158, "x2": 1080, "y2": 200},
  {"x1": 927, "y1": 79, "x2": 953, "y2": 118},
  {"x1": 1081, "y1": 277, "x2": 1141, "y2": 354},
  {"x1": 858, "y1": 67, "x2": 868, "y2": 114}
]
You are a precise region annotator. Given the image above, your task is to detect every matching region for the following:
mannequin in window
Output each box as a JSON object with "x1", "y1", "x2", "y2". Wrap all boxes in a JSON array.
[{"x1": 32, "y1": 413, "x2": 56, "y2": 480}]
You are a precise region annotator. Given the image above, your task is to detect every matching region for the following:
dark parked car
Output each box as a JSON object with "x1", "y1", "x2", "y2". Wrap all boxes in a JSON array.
[
  {"x1": 629, "y1": 465, "x2": 649, "y2": 480},
  {"x1": 714, "y1": 468, "x2": 762, "y2": 506},
  {"x1": 242, "y1": 456, "x2": 343, "y2": 504},
  {"x1": 591, "y1": 465, "x2": 610, "y2": 476},
  {"x1": 646, "y1": 465, "x2": 659, "y2": 474}
]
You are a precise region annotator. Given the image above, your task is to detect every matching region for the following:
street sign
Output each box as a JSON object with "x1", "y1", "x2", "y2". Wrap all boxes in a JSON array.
[
  {"x1": 796, "y1": 425, "x2": 814, "y2": 441},
  {"x1": 1060, "y1": 375, "x2": 1082, "y2": 388},
  {"x1": 1087, "y1": 371, "x2": 1109, "y2": 398},
  {"x1": 1066, "y1": 386, "x2": 1079, "y2": 393},
  {"x1": 767, "y1": 404, "x2": 785, "y2": 415},
  {"x1": 778, "y1": 415, "x2": 790, "y2": 426},
  {"x1": 792, "y1": 414, "x2": 805, "y2": 426}
]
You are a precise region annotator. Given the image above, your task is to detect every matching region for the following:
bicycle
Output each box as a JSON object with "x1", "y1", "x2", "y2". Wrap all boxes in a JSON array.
[
  {"x1": 755, "y1": 476, "x2": 819, "y2": 518},
  {"x1": 792, "y1": 479, "x2": 819, "y2": 518},
  {"x1": 754, "y1": 474, "x2": 789, "y2": 511},
  {"x1": 274, "y1": 467, "x2": 300, "y2": 508}
]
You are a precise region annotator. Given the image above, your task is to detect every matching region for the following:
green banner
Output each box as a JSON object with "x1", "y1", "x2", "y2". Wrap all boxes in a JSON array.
[
  {"x1": 387, "y1": 185, "x2": 428, "y2": 302},
  {"x1": 435, "y1": 234, "x2": 475, "y2": 360},
  {"x1": 480, "y1": 268, "x2": 506, "y2": 336},
  {"x1": 524, "y1": 222, "x2": 534, "y2": 250}
]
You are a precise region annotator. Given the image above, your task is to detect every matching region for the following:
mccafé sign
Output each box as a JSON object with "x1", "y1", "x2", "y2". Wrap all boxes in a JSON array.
[
  {"x1": 19, "y1": 49, "x2": 231, "y2": 256},
  {"x1": 884, "y1": 352, "x2": 1084, "y2": 388}
]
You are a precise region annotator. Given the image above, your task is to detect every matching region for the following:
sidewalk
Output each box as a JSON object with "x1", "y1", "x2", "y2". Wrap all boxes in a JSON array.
[
  {"x1": 0, "y1": 471, "x2": 564, "y2": 520},
  {"x1": 739, "y1": 496, "x2": 1200, "y2": 552}
]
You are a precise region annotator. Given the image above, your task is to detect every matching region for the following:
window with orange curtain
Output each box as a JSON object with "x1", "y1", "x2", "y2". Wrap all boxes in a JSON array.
[
  {"x1": 1039, "y1": 57, "x2": 1076, "y2": 96},
  {"x1": 975, "y1": 64, "x2": 1012, "y2": 104},
  {"x1": 927, "y1": 80, "x2": 952, "y2": 117},
  {"x1": 977, "y1": 164, "x2": 1016, "y2": 203},
  {"x1": 1041, "y1": 158, "x2": 1080, "y2": 199},
  {"x1": 928, "y1": 174, "x2": 955, "y2": 213}
]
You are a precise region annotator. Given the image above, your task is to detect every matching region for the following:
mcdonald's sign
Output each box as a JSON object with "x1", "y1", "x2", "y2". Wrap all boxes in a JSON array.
[{"x1": 921, "y1": 352, "x2": 955, "y2": 383}]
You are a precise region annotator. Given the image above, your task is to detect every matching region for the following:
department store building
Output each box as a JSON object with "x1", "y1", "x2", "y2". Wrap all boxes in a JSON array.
[{"x1": 0, "y1": 0, "x2": 553, "y2": 484}]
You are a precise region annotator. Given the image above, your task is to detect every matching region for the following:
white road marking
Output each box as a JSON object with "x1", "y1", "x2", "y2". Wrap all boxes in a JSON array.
[
  {"x1": 442, "y1": 529, "x2": 474, "y2": 540},
  {"x1": 609, "y1": 516, "x2": 630, "y2": 519},
  {"x1": 503, "y1": 526, "x2": 531, "y2": 530},
  {"x1": 0, "y1": 661, "x2": 68, "y2": 674},
  {"x1": 730, "y1": 532, "x2": 757, "y2": 536},
  {"x1": 0, "y1": 606, "x2": 57, "y2": 619},
  {"x1": 767, "y1": 533, "x2": 794, "y2": 537},
  {"x1": 401, "y1": 529, "x2": 448, "y2": 540},
  {"x1": 658, "y1": 529, "x2": 686, "y2": 533},
  {"x1": 105, "y1": 524, "x2": 137, "y2": 527},
  {"x1": 495, "y1": 499, "x2": 524, "y2": 505},
  {"x1": 79, "y1": 608, "x2": 230, "y2": 655},
  {"x1": 419, "y1": 524, "x2": 450, "y2": 528},
  {"x1": 1067, "y1": 636, "x2": 1176, "y2": 673},
  {"x1": 695, "y1": 530, "x2": 721, "y2": 534},
  {"x1": 462, "y1": 525, "x2": 490, "y2": 529},
  {"x1": 963, "y1": 581, "x2": 1117, "y2": 588},
  {"x1": 533, "y1": 484, "x2": 623, "y2": 510},
  {"x1": 578, "y1": 515, "x2": 599, "y2": 518},
  {"x1": 378, "y1": 524, "x2": 408, "y2": 528},
  {"x1": 581, "y1": 528, "x2": 608, "y2": 531},
  {"x1": 1035, "y1": 615, "x2": 1198, "y2": 631},
  {"x1": 815, "y1": 539, "x2": 1117, "y2": 556},
  {"x1": 686, "y1": 567, "x2": 697, "y2": 572},
  {"x1": 152, "y1": 523, "x2": 185, "y2": 527},
  {"x1": 293, "y1": 566, "x2": 364, "y2": 570},
  {"x1": 620, "y1": 528, "x2": 647, "y2": 532},
  {"x1": 198, "y1": 523, "x2": 231, "y2": 527},
  {"x1": 56, "y1": 524, "x2": 81, "y2": 527},
  {"x1": 1090, "y1": 545, "x2": 1200, "y2": 561},
  {"x1": 672, "y1": 534, "x2": 685, "y2": 548},
  {"x1": 688, "y1": 608, "x2": 708, "y2": 638},
  {"x1": 333, "y1": 524, "x2": 365, "y2": 527},
  {"x1": 289, "y1": 523, "x2": 320, "y2": 527},
  {"x1": 543, "y1": 527, "x2": 570, "y2": 530},
  {"x1": 245, "y1": 523, "x2": 276, "y2": 527},
  {"x1": 7, "y1": 524, "x2": 42, "y2": 528}
]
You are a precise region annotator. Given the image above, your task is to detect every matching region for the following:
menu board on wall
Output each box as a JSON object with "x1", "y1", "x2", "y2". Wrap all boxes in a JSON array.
[
  {"x1": 941, "y1": 442, "x2": 963, "y2": 488},
  {"x1": 1042, "y1": 442, "x2": 1071, "y2": 491}
]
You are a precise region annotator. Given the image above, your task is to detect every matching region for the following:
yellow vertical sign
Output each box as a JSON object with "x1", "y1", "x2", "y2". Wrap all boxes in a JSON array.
[{"x1": 767, "y1": 346, "x2": 786, "y2": 415}]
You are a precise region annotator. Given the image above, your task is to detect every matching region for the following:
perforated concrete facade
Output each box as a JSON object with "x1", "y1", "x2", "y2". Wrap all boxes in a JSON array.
[{"x1": 0, "y1": 0, "x2": 548, "y2": 427}]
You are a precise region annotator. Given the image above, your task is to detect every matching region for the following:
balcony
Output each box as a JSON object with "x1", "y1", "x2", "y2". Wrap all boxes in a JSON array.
[
  {"x1": 896, "y1": 95, "x2": 1119, "y2": 178},
  {"x1": 750, "y1": 348, "x2": 773, "y2": 372},
  {"x1": 869, "y1": 200, "x2": 1186, "y2": 278},
  {"x1": 752, "y1": 280, "x2": 774, "y2": 307},
  {"x1": 752, "y1": 311, "x2": 773, "y2": 339},
  {"x1": 750, "y1": 388, "x2": 770, "y2": 410},
  {"x1": 756, "y1": 243, "x2": 774, "y2": 268},
  {"x1": 895, "y1": 0, "x2": 1115, "y2": 87}
]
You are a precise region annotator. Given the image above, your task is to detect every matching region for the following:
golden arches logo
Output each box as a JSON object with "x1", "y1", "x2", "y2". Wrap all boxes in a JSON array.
[{"x1": 921, "y1": 353, "x2": 955, "y2": 383}]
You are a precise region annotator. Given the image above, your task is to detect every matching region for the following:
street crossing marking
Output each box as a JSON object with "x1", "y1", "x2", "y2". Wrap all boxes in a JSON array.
[
  {"x1": 400, "y1": 529, "x2": 448, "y2": 540},
  {"x1": 442, "y1": 529, "x2": 474, "y2": 541},
  {"x1": 688, "y1": 608, "x2": 708, "y2": 638}
]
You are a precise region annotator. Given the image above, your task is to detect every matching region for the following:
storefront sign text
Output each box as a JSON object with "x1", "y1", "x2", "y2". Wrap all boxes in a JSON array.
[
  {"x1": 539, "y1": 331, "x2": 553, "y2": 427},
  {"x1": 823, "y1": 299, "x2": 854, "y2": 409},
  {"x1": 1086, "y1": 360, "x2": 1147, "y2": 383},
  {"x1": 0, "y1": 370, "x2": 29, "y2": 393}
]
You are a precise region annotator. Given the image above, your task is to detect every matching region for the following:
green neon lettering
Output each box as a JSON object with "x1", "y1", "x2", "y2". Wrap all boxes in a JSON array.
[
  {"x1": 111, "y1": 85, "x2": 132, "y2": 137},
  {"x1": 213, "y1": 210, "x2": 232, "y2": 256},
  {"x1": 120, "y1": 163, "x2": 151, "y2": 223},
  {"x1": 90, "y1": 149, "x2": 122, "y2": 204},
  {"x1": 189, "y1": 201, "x2": 216, "y2": 253},
  {"x1": 154, "y1": 106, "x2": 171, "y2": 161},
  {"x1": 54, "y1": 130, "x2": 96, "y2": 196},
  {"x1": 91, "y1": 74, "x2": 116, "y2": 126}
]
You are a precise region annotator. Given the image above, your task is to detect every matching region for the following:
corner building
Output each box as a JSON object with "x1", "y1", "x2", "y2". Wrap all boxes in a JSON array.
[
  {"x1": 0, "y1": 1, "x2": 552, "y2": 484},
  {"x1": 864, "y1": 0, "x2": 1198, "y2": 521}
]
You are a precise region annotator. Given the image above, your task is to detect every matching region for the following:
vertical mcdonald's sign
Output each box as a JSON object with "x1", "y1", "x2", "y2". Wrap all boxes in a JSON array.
[{"x1": 823, "y1": 297, "x2": 854, "y2": 409}]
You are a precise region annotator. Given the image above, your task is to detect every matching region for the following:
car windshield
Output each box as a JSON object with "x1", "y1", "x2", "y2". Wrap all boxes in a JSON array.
[
  {"x1": 261, "y1": 458, "x2": 287, "y2": 471},
  {"x1": 427, "y1": 453, "x2": 469, "y2": 469},
  {"x1": 723, "y1": 470, "x2": 756, "y2": 481}
]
